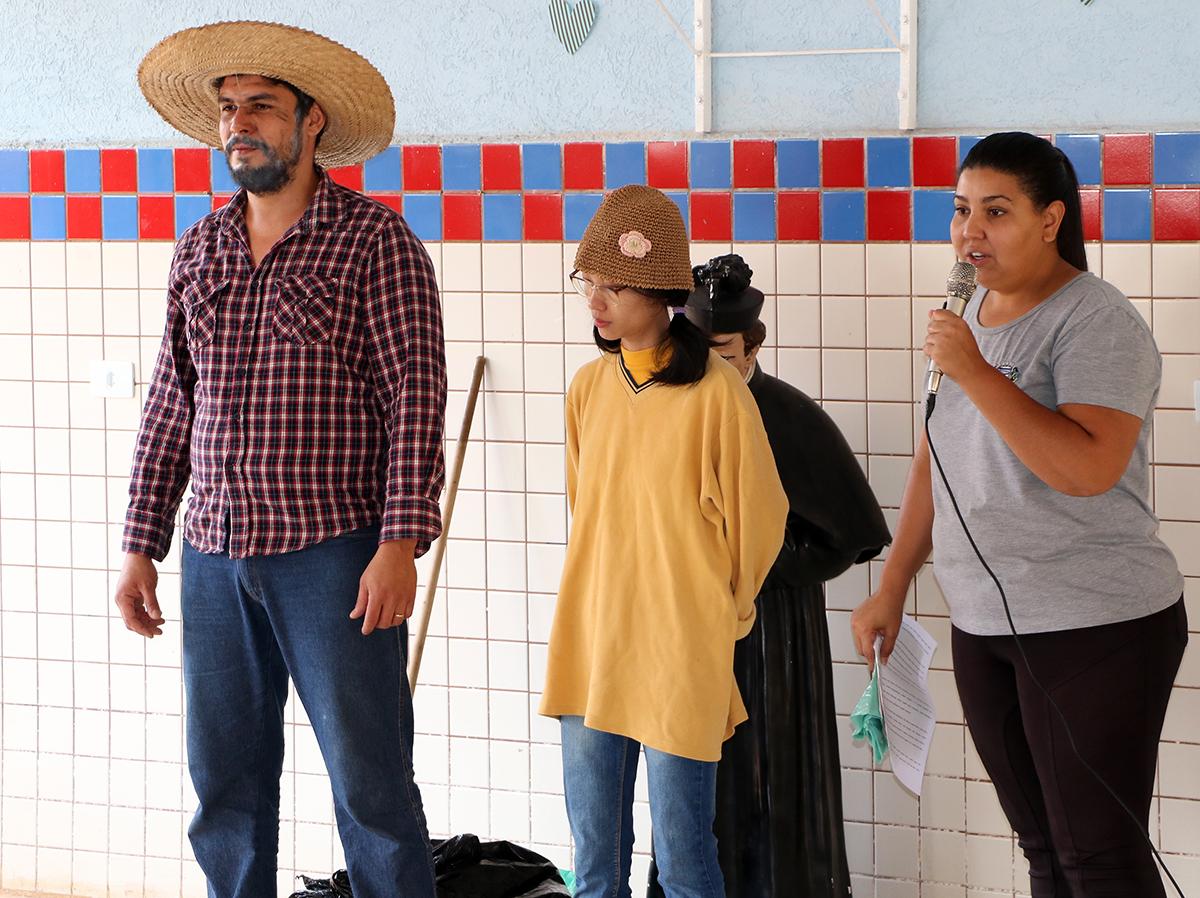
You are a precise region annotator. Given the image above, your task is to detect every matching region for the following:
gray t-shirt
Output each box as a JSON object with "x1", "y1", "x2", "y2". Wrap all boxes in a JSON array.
[{"x1": 927, "y1": 272, "x2": 1183, "y2": 636}]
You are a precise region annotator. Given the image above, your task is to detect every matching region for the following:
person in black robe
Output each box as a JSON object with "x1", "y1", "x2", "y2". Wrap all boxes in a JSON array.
[{"x1": 648, "y1": 254, "x2": 892, "y2": 898}]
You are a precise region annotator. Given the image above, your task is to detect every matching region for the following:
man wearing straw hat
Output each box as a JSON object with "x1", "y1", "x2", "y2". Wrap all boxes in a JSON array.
[{"x1": 112, "y1": 21, "x2": 445, "y2": 898}]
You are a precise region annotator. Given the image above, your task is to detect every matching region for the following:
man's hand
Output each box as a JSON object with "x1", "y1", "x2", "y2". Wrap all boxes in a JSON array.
[
  {"x1": 113, "y1": 553, "x2": 165, "y2": 638},
  {"x1": 350, "y1": 539, "x2": 418, "y2": 636}
]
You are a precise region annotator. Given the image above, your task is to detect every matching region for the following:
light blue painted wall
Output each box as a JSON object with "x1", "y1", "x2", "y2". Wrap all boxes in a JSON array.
[{"x1": 4, "y1": 0, "x2": 1199, "y2": 145}]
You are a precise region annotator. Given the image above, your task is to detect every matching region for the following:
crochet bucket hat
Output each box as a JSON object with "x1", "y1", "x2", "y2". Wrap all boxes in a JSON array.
[{"x1": 573, "y1": 185, "x2": 694, "y2": 291}]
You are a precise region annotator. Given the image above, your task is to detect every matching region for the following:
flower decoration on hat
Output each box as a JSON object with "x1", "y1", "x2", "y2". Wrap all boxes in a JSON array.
[{"x1": 618, "y1": 231, "x2": 652, "y2": 259}]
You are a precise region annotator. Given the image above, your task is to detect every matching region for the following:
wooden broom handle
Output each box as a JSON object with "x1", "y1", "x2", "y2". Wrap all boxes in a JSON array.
[{"x1": 408, "y1": 356, "x2": 486, "y2": 694}]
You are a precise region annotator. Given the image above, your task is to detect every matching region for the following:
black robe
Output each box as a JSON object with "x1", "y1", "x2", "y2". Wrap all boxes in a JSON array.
[{"x1": 650, "y1": 365, "x2": 891, "y2": 898}]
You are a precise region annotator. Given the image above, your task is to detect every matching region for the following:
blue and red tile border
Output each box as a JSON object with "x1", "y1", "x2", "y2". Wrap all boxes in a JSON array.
[{"x1": 1, "y1": 134, "x2": 1199, "y2": 242}]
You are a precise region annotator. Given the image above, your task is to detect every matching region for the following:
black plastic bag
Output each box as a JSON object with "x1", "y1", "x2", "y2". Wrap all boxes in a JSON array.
[
  {"x1": 290, "y1": 869, "x2": 352, "y2": 898},
  {"x1": 290, "y1": 834, "x2": 571, "y2": 898}
]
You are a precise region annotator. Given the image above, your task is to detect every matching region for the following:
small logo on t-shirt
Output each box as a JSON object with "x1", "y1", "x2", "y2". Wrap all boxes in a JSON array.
[{"x1": 996, "y1": 364, "x2": 1020, "y2": 383}]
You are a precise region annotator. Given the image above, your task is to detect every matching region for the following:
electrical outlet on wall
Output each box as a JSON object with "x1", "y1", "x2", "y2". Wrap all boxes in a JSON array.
[{"x1": 90, "y1": 360, "x2": 135, "y2": 398}]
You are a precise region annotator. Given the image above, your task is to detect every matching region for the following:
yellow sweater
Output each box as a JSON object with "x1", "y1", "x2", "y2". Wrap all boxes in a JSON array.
[{"x1": 539, "y1": 349, "x2": 789, "y2": 761}]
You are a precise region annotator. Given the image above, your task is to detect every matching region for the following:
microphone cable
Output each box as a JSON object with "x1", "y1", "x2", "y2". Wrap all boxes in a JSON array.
[{"x1": 923, "y1": 393, "x2": 1186, "y2": 898}]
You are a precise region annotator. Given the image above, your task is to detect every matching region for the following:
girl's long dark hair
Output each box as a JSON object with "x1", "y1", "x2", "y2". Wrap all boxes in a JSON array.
[
  {"x1": 959, "y1": 131, "x2": 1089, "y2": 272},
  {"x1": 594, "y1": 287, "x2": 712, "y2": 386}
]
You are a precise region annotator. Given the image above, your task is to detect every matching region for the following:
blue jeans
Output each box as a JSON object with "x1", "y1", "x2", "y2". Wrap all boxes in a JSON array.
[
  {"x1": 181, "y1": 526, "x2": 436, "y2": 898},
  {"x1": 560, "y1": 716, "x2": 726, "y2": 898}
]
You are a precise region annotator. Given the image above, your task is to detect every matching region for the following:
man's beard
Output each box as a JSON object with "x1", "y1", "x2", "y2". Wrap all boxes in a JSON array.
[{"x1": 224, "y1": 125, "x2": 303, "y2": 195}]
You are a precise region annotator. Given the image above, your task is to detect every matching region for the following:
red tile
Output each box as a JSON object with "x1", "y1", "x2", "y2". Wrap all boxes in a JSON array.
[
  {"x1": 777, "y1": 192, "x2": 820, "y2": 240},
  {"x1": 524, "y1": 193, "x2": 563, "y2": 240},
  {"x1": 101, "y1": 149, "x2": 138, "y2": 192},
  {"x1": 822, "y1": 138, "x2": 864, "y2": 188},
  {"x1": 442, "y1": 194, "x2": 482, "y2": 241},
  {"x1": 690, "y1": 192, "x2": 731, "y2": 240},
  {"x1": 912, "y1": 137, "x2": 957, "y2": 187},
  {"x1": 1079, "y1": 189, "x2": 1102, "y2": 242},
  {"x1": 647, "y1": 141, "x2": 688, "y2": 189},
  {"x1": 212, "y1": 194, "x2": 234, "y2": 211},
  {"x1": 1154, "y1": 189, "x2": 1200, "y2": 240},
  {"x1": 733, "y1": 140, "x2": 776, "y2": 189},
  {"x1": 29, "y1": 150, "x2": 65, "y2": 193},
  {"x1": 0, "y1": 197, "x2": 31, "y2": 239},
  {"x1": 173, "y1": 148, "x2": 211, "y2": 192},
  {"x1": 328, "y1": 165, "x2": 364, "y2": 192},
  {"x1": 369, "y1": 194, "x2": 403, "y2": 215},
  {"x1": 867, "y1": 190, "x2": 912, "y2": 241},
  {"x1": 138, "y1": 196, "x2": 174, "y2": 240},
  {"x1": 563, "y1": 143, "x2": 604, "y2": 190},
  {"x1": 402, "y1": 146, "x2": 442, "y2": 191},
  {"x1": 66, "y1": 196, "x2": 102, "y2": 239},
  {"x1": 1103, "y1": 134, "x2": 1151, "y2": 185},
  {"x1": 482, "y1": 144, "x2": 522, "y2": 191}
]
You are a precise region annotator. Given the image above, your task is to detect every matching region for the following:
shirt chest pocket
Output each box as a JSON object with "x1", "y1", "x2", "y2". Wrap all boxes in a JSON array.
[
  {"x1": 180, "y1": 278, "x2": 228, "y2": 351},
  {"x1": 272, "y1": 273, "x2": 338, "y2": 345}
]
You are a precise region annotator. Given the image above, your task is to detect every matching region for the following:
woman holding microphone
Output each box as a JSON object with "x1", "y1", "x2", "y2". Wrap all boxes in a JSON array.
[{"x1": 852, "y1": 131, "x2": 1186, "y2": 898}]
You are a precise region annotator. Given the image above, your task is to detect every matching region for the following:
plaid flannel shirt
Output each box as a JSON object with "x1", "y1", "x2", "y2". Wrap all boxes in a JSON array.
[{"x1": 123, "y1": 172, "x2": 446, "y2": 560}]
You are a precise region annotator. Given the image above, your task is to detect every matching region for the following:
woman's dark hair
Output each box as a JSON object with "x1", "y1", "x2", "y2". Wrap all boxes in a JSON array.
[
  {"x1": 594, "y1": 287, "x2": 712, "y2": 386},
  {"x1": 959, "y1": 131, "x2": 1088, "y2": 271}
]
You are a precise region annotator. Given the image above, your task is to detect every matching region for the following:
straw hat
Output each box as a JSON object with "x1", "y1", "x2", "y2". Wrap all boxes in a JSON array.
[
  {"x1": 138, "y1": 21, "x2": 395, "y2": 168},
  {"x1": 574, "y1": 185, "x2": 694, "y2": 291}
]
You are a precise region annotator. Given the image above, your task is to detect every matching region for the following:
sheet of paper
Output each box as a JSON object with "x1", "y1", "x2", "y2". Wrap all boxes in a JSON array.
[{"x1": 874, "y1": 614, "x2": 938, "y2": 796}]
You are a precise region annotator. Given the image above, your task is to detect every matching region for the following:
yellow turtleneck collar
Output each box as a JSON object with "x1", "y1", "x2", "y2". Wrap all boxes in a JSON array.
[{"x1": 620, "y1": 344, "x2": 668, "y2": 386}]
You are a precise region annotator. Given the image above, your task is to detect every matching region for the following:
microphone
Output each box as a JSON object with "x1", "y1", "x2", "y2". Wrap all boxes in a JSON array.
[{"x1": 924, "y1": 260, "x2": 978, "y2": 404}]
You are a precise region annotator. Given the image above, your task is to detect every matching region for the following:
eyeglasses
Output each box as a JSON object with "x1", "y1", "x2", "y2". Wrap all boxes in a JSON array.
[{"x1": 569, "y1": 270, "x2": 629, "y2": 306}]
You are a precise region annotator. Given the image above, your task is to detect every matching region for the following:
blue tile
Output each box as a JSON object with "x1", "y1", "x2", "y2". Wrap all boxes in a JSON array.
[
  {"x1": 175, "y1": 195, "x2": 212, "y2": 238},
  {"x1": 0, "y1": 150, "x2": 29, "y2": 192},
  {"x1": 605, "y1": 142, "x2": 646, "y2": 188},
  {"x1": 958, "y1": 136, "x2": 982, "y2": 166},
  {"x1": 402, "y1": 194, "x2": 442, "y2": 241},
  {"x1": 442, "y1": 145, "x2": 481, "y2": 191},
  {"x1": 691, "y1": 141, "x2": 731, "y2": 189},
  {"x1": 483, "y1": 194, "x2": 522, "y2": 241},
  {"x1": 1103, "y1": 189, "x2": 1152, "y2": 241},
  {"x1": 137, "y1": 149, "x2": 174, "y2": 193},
  {"x1": 913, "y1": 190, "x2": 955, "y2": 242},
  {"x1": 30, "y1": 196, "x2": 66, "y2": 240},
  {"x1": 102, "y1": 196, "x2": 139, "y2": 240},
  {"x1": 733, "y1": 193, "x2": 776, "y2": 241},
  {"x1": 523, "y1": 143, "x2": 562, "y2": 190},
  {"x1": 1055, "y1": 134, "x2": 1101, "y2": 185},
  {"x1": 211, "y1": 150, "x2": 238, "y2": 193},
  {"x1": 777, "y1": 140, "x2": 819, "y2": 188},
  {"x1": 665, "y1": 192, "x2": 689, "y2": 233},
  {"x1": 364, "y1": 147, "x2": 402, "y2": 191},
  {"x1": 65, "y1": 149, "x2": 100, "y2": 193},
  {"x1": 867, "y1": 137, "x2": 911, "y2": 187},
  {"x1": 821, "y1": 192, "x2": 865, "y2": 241},
  {"x1": 564, "y1": 193, "x2": 603, "y2": 242},
  {"x1": 1154, "y1": 133, "x2": 1200, "y2": 185}
]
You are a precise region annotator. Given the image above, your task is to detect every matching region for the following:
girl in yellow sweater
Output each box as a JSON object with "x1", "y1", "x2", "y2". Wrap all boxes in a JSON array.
[{"x1": 539, "y1": 185, "x2": 788, "y2": 898}]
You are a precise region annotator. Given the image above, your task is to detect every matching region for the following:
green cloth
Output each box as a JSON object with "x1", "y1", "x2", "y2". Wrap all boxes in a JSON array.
[{"x1": 850, "y1": 665, "x2": 888, "y2": 763}]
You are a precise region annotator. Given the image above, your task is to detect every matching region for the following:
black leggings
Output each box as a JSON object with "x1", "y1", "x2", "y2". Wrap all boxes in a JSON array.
[{"x1": 952, "y1": 597, "x2": 1187, "y2": 898}]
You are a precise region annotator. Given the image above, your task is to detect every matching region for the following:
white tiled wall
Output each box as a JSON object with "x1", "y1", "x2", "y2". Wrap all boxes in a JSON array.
[{"x1": 0, "y1": 239, "x2": 1197, "y2": 897}]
